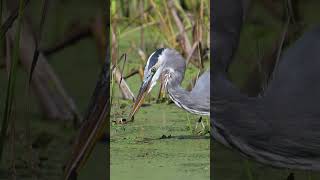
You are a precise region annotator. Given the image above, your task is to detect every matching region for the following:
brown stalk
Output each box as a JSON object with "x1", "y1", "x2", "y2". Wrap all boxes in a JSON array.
[
  {"x1": 124, "y1": 69, "x2": 139, "y2": 79},
  {"x1": 167, "y1": 0, "x2": 202, "y2": 68},
  {"x1": 119, "y1": 5, "x2": 153, "y2": 33},
  {"x1": 113, "y1": 66, "x2": 135, "y2": 100},
  {"x1": 138, "y1": 65, "x2": 144, "y2": 80},
  {"x1": 111, "y1": 22, "x2": 135, "y2": 100},
  {"x1": 186, "y1": 40, "x2": 199, "y2": 65},
  {"x1": 139, "y1": 0, "x2": 145, "y2": 51},
  {"x1": 163, "y1": 0, "x2": 175, "y2": 45},
  {"x1": 149, "y1": 0, "x2": 175, "y2": 46},
  {"x1": 168, "y1": 0, "x2": 191, "y2": 54}
]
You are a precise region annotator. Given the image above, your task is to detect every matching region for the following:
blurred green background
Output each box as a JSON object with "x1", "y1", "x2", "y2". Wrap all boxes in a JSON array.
[{"x1": 0, "y1": 0, "x2": 107, "y2": 179}]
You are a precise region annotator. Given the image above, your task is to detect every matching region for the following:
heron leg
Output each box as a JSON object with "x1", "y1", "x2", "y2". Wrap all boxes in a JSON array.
[
  {"x1": 201, "y1": 120, "x2": 205, "y2": 129},
  {"x1": 194, "y1": 117, "x2": 206, "y2": 134},
  {"x1": 195, "y1": 117, "x2": 202, "y2": 129},
  {"x1": 157, "y1": 80, "x2": 167, "y2": 103}
]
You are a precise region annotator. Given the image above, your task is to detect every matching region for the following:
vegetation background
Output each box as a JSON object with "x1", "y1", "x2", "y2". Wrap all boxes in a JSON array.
[
  {"x1": 110, "y1": 0, "x2": 210, "y2": 180},
  {"x1": 0, "y1": 0, "x2": 107, "y2": 179}
]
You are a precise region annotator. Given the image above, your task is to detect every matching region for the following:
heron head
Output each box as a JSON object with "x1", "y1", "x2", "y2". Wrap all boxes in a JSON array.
[{"x1": 128, "y1": 48, "x2": 167, "y2": 120}]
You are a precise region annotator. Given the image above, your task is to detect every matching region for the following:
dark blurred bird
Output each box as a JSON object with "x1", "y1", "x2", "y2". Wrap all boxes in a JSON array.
[
  {"x1": 211, "y1": 0, "x2": 320, "y2": 173},
  {"x1": 211, "y1": 25, "x2": 320, "y2": 170}
]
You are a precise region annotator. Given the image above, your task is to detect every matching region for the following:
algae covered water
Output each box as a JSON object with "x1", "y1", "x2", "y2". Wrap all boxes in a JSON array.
[{"x1": 111, "y1": 101, "x2": 210, "y2": 180}]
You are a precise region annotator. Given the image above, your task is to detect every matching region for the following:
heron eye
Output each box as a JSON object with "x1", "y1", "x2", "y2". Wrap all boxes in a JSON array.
[{"x1": 151, "y1": 67, "x2": 156, "y2": 73}]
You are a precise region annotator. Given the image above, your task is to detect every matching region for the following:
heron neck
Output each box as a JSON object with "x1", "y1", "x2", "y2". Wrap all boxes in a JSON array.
[{"x1": 166, "y1": 80, "x2": 209, "y2": 116}]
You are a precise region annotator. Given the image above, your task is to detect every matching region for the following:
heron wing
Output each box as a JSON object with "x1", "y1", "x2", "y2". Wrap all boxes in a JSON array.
[
  {"x1": 191, "y1": 71, "x2": 210, "y2": 97},
  {"x1": 191, "y1": 71, "x2": 210, "y2": 109}
]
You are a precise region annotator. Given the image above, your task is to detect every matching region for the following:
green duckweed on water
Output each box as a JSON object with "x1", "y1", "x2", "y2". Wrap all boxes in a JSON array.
[{"x1": 111, "y1": 100, "x2": 210, "y2": 180}]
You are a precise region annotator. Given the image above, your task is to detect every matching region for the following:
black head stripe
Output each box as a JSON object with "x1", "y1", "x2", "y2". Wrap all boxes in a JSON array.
[{"x1": 147, "y1": 48, "x2": 165, "y2": 70}]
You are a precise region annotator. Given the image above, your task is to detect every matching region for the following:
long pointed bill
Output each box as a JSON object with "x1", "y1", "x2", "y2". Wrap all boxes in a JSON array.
[{"x1": 128, "y1": 76, "x2": 153, "y2": 121}]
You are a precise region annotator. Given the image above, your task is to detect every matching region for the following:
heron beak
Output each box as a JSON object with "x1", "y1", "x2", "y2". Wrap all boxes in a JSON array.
[{"x1": 128, "y1": 75, "x2": 153, "y2": 121}]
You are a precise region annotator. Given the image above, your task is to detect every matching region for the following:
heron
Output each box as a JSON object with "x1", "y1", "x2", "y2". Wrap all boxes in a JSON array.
[
  {"x1": 128, "y1": 48, "x2": 210, "y2": 122},
  {"x1": 127, "y1": 26, "x2": 320, "y2": 172}
]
